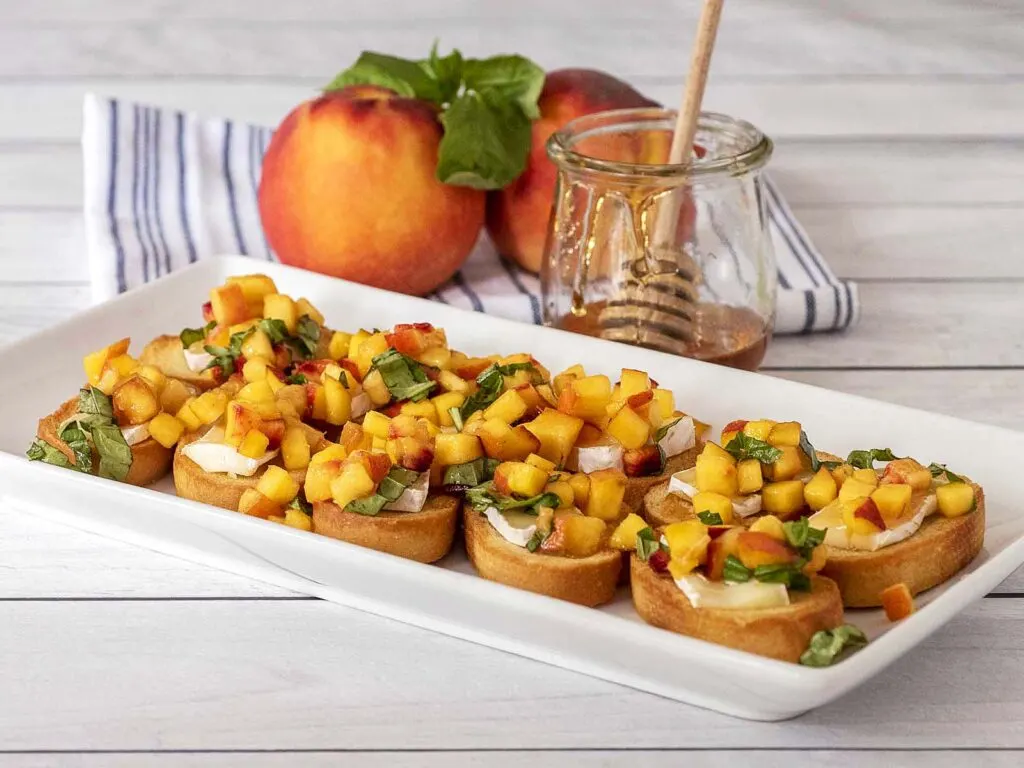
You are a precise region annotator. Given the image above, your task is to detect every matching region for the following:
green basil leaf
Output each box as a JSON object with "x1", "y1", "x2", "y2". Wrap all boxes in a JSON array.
[
  {"x1": 90, "y1": 423, "x2": 133, "y2": 482},
  {"x1": 804, "y1": 525, "x2": 826, "y2": 549},
  {"x1": 789, "y1": 572, "x2": 812, "y2": 592},
  {"x1": 286, "y1": 373, "x2": 308, "y2": 385},
  {"x1": 635, "y1": 527, "x2": 661, "y2": 562},
  {"x1": 799, "y1": 430, "x2": 821, "y2": 472},
  {"x1": 443, "y1": 457, "x2": 497, "y2": 487},
  {"x1": 288, "y1": 496, "x2": 313, "y2": 515},
  {"x1": 345, "y1": 493, "x2": 389, "y2": 517},
  {"x1": 847, "y1": 448, "x2": 900, "y2": 469},
  {"x1": 821, "y1": 460, "x2": 843, "y2": 470},
  {"x1": 461, "y1": 54, "x2": 545, "y2": 120},
  {"x1": 696, "y1": 510, "x2": 723, "y2": 526},
  {"x1": 26, "y1": 439, "x2": 80, "y2": 471},
  {"x1": 420, "y1": 41, "x2": 464, "y2": 105},
  {"x1": 722, "y1": 554, "x2": 752, "y2": 583},
  {"x1": 654, "y1": 417, "x2": 682, "y2": 444},
  {"x1": 437, "y1": 91, "x2": 532, "y2": 190},
  {"x1": 78, "y1": 386, "x2": 114, "y2": 420},
  {"x1": 180, "y1": 321, "x2": 215, "y2": 349},
  {"x1": 293, "y1": 315, "x2": 322, "y2": 359},
  {"x1": 724, "y1": 432, "x2": 783, "y2": 465},
  {"x1": 928, "y1": 462, "x2": 965, "y2": 484},
  {"x1": 783, "y1": 517, "x2": 809, "y2": 549},
  {"x1": 526, "y1": 529, "x2": 547, "y2": 553},
  {"x1": 459, "y1": 364, "x2": 505, "y2": 419},
  {"x1": 59, "y1": 424, "x2": 94, "y2": 472},
  {"x1": 799, "y1": 624, "x2": 869, "y2": 667},
  {"x1": 257, "y1": 318, "x2": 290, "y2": 345},
  {"x1": 324, "y1": 51, "x2": 443, "y2": 102},
  {"x1": 449, "y1": 406, "x2": 465, "y2": 432},
  {"x1": 464, "y1": 482, "x2": 559, "y2": 514},
  {"x1": 752, "y1": 562, "x2": 800, "y2": 585},
  {"x1": 371, "y1": 349, "x2": 436, "y2": 402}
]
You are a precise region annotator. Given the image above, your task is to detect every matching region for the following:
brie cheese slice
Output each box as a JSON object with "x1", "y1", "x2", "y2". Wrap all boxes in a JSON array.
[
  {"x1": 675, "y1": 573, "x2": 790, "y2": 609},
  {"x1": 576, "y1": 443, "x2": 624, "y2": 473},
  {"x1": 181, "y1": 426, "x2": 278, "y2": 477},
  {"x1": 120, "y1": 423, "x2": 151, "y2": 446},
  {"x1": 809, "y1": 495, "x2": 937, "y2": 552},
  {"x1": 657, "y1": 416, "x2": 696, "y2": 459},
  {"x1": 183, "y1": 346, "x2": 214, "y2": 373},
  {"x1": 667, "y1": 468, "x2": 762, "y2": 518},
  {"x1": 483, "y1": 506, "x2": 537, "y2": 548}
]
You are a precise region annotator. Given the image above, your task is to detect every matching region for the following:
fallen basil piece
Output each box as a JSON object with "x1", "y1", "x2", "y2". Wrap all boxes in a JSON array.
[
  {"x1": 696, "y1": 510, "x2": 723, "y2": 526},
  {"x1": 722, "y1": 555, "x2": 752, "y2": 583},
  {"x1": 724, "y1": 432, "x2": 783, "y2": 465},
  {"x1": 847, "y1": 448, "x2": 900, "y2": 469},
  {"x1": 799, "y1": 625, "x2": 868, "y2": 667}
]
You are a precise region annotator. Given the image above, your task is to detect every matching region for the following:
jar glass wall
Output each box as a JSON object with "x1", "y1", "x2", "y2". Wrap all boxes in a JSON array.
[{"x1": 541, "y1": 108, "x2": 776, "y2": 371}]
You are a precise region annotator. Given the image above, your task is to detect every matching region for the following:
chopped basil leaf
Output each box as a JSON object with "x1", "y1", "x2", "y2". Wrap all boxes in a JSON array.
[
  {"x1": 90, "y1": 423, "x2": 132, "y2": 481},
  {"x1": 291, "y1": 315, "x2": 322, "y2": 359},
  {"x1": 288, "y1": 496, "x2": 313, "y2": 515},
  {"x1": 257, "y1": 318, "x2": 290, "y2": 344},
  {"x1": 449, "y1": 406, "x2": 464, "y2": 432},
  {"x1": 464, "y1": 482, "x2": 559, "y2": 514},
  {"x1": 654, "y1": 417, "x2": 682, "y2": 444},
  {"x1": 26, "y1": 439, "x2": 79, "y2": 470},
  {"x1": 345, "y1": 494, "x2": 389, "y2": 516},
  {"x1": 820, "y1": 460, "x2": 842, "y2": 470},
  {"x1": 696, "y1": 510, "x2": 723, "y2": 525},
  {"x1": 799, "y1": 624, "x2": 868, "y2": 667},
  {"x1": 179, "y1": 321, "x2": 215, "y2": 348},
  {"x1": 377, "y1": 476, "x2": 408, "y2": 502},
  {"x1": 204, "y1": 330, "x2": 249, "y2": 377},
  {"x1": 371, "y1": 349, "x2": 436, "y2": 402},
  {"x1": 526, "y1": 529, "x2": 547, "y2": 552},
  {"x1": 59, "y1": 424, "x2": 93, "y2": 472},
  {"x1": 846, "y1": 448, "x2": 900, "y2": 469},
  {"x1": 78, "y1": 386, "x2": 114, "y2": 419},
  {"x1": 928, "y1": 462, "x2": 965, "y2": 484},
  {"x1": 443, "y1": 456, "x2": 498, "y2": 487},
  {"x1": 722, "y1": 554, "x2": 752, "y2": 583},
  {"x1": 753, "y1": 562, "x2": 803, "y2": 586},
  {"x1": 724, "y1": 432, "x2": 783, "y2": 465},
  {"x1": 459, "y1": 361, "x2": 540, "y2": 420},
  {"x1": 789, "y1": 572, "x2": 811, "y2": 592},
  {"x1": 286, "y1": 373, "x2": 308, "y2": 385},
  {"x1": 799, "y1": 429, "x2": 821, "y2": 472},
  {"x1": 635, "y1": 527, "x2": 661, "y2": 561}
]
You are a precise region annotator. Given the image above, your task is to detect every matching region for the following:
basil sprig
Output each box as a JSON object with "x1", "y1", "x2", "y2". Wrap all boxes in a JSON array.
[
  {"x1": 783, "y1": 517, "x2": 826, "y2": 557},
  {"x1": 635, "y1": 526, "x2": 667, "y2": 562},
  {"x1": 847, "y1": 448, "x2": 900, "y2": 469},
  {"x1": 325, "y1": 44, "x2": 544, "y2": 190},
  {"x1": 204, "y1": 330, "x2": 248, "y2": 377},
  {"x1": 799, "y1": 429, "x2": 821, "y2": 472},
  {"x1": 722, "y1": 555, "x2": 752, "y2": 583},
  {"x1": 696, "y1": 510, "x2": 724, "y2": 526},
  {"x1": 26, "y1": 387, "x2": 132, "y2": 482},
  {"x1": 345, "y1": 466, "x2": 421, "y2": 516},
  {"x1": 179, "y1": 320, "x2": 215, "y2": 348},
  {"x1": 929, "y1": 462, "x2": 965, "y2": 484},
  {"x1": 371, "y1": 349, "x2": 436, "y2": 402},
  {"x1": 724, "y1": 432, "x2": 783, "y2": 464},
  {"x1": 459, "y1": 361, "x2": 539, "y2": 421},
  {"x1": 799, "y1": 625, "x2": 869, "y2": 667}
]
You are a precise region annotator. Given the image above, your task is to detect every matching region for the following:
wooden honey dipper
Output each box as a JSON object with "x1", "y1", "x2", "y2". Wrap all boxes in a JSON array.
[{"x1": 599, "y1": 0, "x2": 725, "y2": 355}]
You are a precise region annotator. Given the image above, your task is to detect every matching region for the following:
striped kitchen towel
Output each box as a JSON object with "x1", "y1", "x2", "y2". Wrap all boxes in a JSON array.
[{"x1": 82, "y1": 94, "x2": 858, "y2": 335}]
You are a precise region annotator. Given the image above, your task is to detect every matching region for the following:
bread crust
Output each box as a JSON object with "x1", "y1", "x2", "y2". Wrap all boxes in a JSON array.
[
  {"x1": 140, "y1": 334, "x2": 219, "y2": 391},
  {"x1": 37, "y1": 396, "x2": 172, "y2": 487},
  {"x1": 623, "y1": 445, "x2": 701, "y2": 512},
  {"x1": 630, "y1": 556, "x2": 844, "y2": 662},
  {"x1": 822, "y1": 485, "x2": 986, "y2": 607},
  {"x1": 642, "y1": 480, "x2": 696, "y2": 527},
  {"x1": 312, "y1": 494, "x2": 460, "y2": 563},
  {"x1": 463, "y1": 508, "x2": 622, "y2": 606},
  {"x1": 172, "y1": 425, "x2": 326, "y2": 511}
]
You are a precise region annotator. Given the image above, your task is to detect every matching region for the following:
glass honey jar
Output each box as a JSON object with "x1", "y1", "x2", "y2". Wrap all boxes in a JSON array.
[{"x1": 541, "y1": 108, "x2": 776, "y2": 371}]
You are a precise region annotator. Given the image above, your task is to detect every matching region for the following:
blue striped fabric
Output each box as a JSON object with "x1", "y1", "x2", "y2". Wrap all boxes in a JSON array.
[{"x1": 82, "y1": 94, "x2": 858, "y2": 335}]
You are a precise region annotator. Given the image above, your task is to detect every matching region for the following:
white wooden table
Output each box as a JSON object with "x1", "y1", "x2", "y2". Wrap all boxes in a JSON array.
[{"x1": 2, "y1": 1, "x2": 1023, "y2": 764}]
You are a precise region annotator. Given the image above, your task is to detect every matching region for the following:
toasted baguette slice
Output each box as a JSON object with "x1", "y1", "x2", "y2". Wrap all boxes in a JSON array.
[
  {"x1": 623, "y1": 445, "x2": 701, "y2": 512},
  {"x1": 822, "y1": 485, "x2": 986, "y2": 607},
  {"x1": 463, "y1": 508, "x2": 622, "y2": 607},
  {"x1": 140, "y1": 335, "x2": 219, "y2": 391},
  {"x1": 312, "y1": 494, "x2": 460, "y2": 563},
  {"x1": 37, "y1": 396, "x2": 172, "y2": 487},
  {"x1": 630, "y1": 556, "x2": 844, "y2": 662},
  {"x1": 172, "y1": 425, "x2": 327, "y2": 511},
  {"x1": 642, "y1": 480, "x2": 696, "y2": 528}
]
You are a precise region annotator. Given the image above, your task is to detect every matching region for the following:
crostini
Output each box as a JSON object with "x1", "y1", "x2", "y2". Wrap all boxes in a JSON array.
[
  {"x1": 29, "y1": 337, "x2": 194, "y2": 486},
  {"x1": 140, "y1": 274, "x2": 333, "y2": 391},
  {"x1": 628, "y1": 516, "x2": 846, "y2": 663},
  {"x1": 462, "y1": 456, "x2": 629, "y2": 606},
  {"x1": 807, "y1": 451, "x2": 985, "y2": 607},
  {"x1": 306, "y1": 415, "x2": 460, "y2": 563}
]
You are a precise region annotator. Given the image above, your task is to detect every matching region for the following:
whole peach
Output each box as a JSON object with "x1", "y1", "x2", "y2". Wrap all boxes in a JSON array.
[
  {"x1": 485, "y1": 69, "x2": 658, "y2": 274},
  {"x1": 259, "y1": 86, "x2": 485, "y2": 296}
]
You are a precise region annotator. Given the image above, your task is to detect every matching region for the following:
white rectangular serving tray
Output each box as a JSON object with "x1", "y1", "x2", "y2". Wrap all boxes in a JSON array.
[{"x1": 2, "y1": 256, "x2": 1022, "y2": 721}]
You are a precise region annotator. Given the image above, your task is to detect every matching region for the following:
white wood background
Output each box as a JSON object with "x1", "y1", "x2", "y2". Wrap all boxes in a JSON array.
[{"x1": 2, "y1": 0, "x2": 1023, "y2": 764}]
